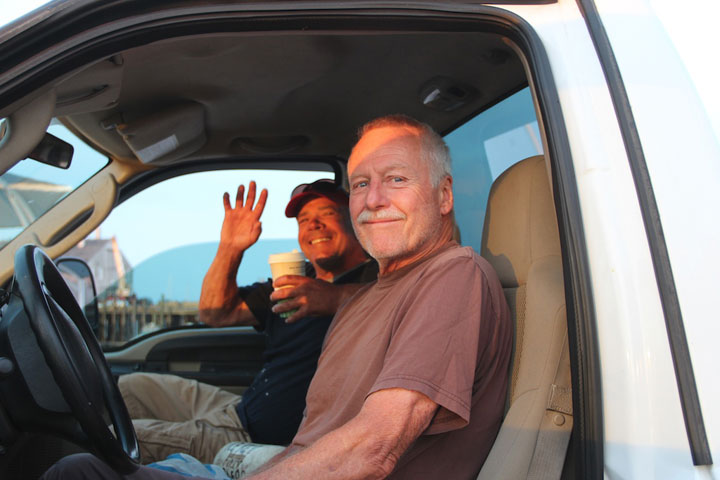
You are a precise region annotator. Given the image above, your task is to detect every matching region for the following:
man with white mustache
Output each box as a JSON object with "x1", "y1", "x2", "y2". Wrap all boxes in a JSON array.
[{"x1": 243, "y1": 115, "x2": 512, "y2": 479}]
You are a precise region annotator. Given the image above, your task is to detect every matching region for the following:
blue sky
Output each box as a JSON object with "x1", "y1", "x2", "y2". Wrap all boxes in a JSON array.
[
  {"x1": 100, "y1": 169, "x2": 327, "y2": 266},
  {"x1": 1, "y1": 1, "x2": 48, "y2": 27}
]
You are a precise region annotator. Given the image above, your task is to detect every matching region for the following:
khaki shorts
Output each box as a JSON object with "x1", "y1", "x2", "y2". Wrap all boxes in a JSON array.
[{"x1": 118, "y1": 372, "x2": 252, "y2": 464}]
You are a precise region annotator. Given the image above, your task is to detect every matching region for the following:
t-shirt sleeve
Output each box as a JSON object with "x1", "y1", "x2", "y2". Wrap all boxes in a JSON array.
[
  {"x1": 237, "y1": 280, "x2": 273, "y2": 331},
  {"x1": 369, "y1": 255, "x2": 492, "y2": 435}
]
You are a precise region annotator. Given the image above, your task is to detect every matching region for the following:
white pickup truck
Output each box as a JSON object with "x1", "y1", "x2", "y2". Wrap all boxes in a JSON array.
[{"x1": 0, "y1": 1, "x2": 716, "y2": 479}]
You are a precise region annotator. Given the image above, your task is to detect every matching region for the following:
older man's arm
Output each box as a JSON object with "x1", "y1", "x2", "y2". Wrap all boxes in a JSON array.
[{"x1": 247, "y1": 388, "x2": 439, "y2": 480}]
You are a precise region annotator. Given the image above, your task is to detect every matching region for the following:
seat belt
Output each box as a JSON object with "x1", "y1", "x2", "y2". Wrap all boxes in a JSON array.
[{"x1": 526, "y1": 333, "x2": 573, "y2": 480}]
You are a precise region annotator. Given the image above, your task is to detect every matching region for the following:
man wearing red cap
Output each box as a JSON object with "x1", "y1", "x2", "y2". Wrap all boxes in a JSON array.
[{"x1": 115, "y1": 180, "x2": 375, "y2": 464}]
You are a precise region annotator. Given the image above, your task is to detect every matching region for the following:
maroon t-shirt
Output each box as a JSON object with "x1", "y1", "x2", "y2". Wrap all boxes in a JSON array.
[{"x1": 289, "y1": 242, "x2": 512, "y2": 479}]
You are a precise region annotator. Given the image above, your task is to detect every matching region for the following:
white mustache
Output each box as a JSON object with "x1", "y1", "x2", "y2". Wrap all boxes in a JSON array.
[{"x1": 356, "y1": 209, "x2": 406, "y2": 224}]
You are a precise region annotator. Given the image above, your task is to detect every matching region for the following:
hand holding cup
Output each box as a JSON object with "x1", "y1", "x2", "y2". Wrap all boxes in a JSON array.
[{"x1": 268, "y1": 250, "x2": 306, "y2": 319}]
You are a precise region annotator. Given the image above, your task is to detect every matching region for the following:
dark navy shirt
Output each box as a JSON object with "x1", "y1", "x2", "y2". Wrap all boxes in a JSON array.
[{"x1": 235, "y1": 260, "x2": 378, "y2": 445}]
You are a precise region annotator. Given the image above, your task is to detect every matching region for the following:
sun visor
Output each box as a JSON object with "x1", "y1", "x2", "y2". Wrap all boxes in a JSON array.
[
  {"x1": 54, "y1": 57, "x2": 124, "y2": 116},
  {"x1": 115, "y1": 102, "x2": 206, "y2": 164}
]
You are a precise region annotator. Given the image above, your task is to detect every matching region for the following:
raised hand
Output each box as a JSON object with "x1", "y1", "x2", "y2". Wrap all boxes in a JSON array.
[{"x1": 219, "y1": 181, "x2": 269, "y2": 254}]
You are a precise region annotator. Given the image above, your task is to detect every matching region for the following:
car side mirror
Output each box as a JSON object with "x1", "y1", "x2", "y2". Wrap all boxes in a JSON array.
[{"x1": 55, "y1": 257, "x2": 100, "y2": 337}]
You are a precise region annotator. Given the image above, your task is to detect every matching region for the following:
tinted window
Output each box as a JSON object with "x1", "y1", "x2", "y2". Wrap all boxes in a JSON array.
[{"x1": 446, "y1": 87, "x2": 542, "y2": 252}]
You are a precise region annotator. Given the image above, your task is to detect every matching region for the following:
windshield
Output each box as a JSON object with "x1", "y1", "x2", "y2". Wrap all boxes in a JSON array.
[
  {"x1": 0, "y1": 1, "x2": 51, "y2": 27},
  {"x1": 0, "y1": 121, "x2": 108, "y2": 248}
]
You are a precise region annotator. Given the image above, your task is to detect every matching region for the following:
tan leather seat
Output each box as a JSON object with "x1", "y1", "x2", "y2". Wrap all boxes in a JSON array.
[{"x1": 477, "y1": 155, "x2": 570, "y2": 480}]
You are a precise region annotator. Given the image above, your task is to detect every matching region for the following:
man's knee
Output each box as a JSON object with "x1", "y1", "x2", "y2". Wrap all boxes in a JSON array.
[
  {"x1": 118, "y1": 372, "x2": 150, "y2": 402},
  {"x1": 119, "y1": 373, "x2": 154, "y2": 419},
  {"x1": 119, "y1": 373, "x2": 189, "y2": 420},
  {"x1": 118, "y1": 372, "x2": 164, "y2": 394},
  {"x1": 133, "y1": 420, "x2": 194, "y2": 464}
]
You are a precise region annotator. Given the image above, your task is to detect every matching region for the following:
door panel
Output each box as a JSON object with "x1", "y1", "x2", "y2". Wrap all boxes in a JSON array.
[{"x1": 105, "y1": 327, "x2": 265, "y2": 391}]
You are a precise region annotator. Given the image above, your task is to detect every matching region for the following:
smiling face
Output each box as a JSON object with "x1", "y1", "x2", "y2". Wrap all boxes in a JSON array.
[
  {"x1": 348, "y1": 125, "x2": 454, "y2": 275},
  {"x1": 296, "y1": 197, "x2": 367, "y2": 280}
]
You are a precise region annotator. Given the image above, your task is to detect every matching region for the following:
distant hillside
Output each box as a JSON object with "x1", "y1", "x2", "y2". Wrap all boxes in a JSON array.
[{"x1": 130, "y1": 238, "x2": 300, "y2": 303}]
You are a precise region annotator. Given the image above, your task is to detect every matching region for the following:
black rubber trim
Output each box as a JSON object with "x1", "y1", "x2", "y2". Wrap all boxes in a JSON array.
[{"x1": 576, "y1": 0, "x2": 712, "y2": 466}]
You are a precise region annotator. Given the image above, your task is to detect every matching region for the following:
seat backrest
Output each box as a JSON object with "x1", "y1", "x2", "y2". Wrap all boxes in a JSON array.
[{"x1": 477, "y1": 155, "x2": 568, "y2": 480}]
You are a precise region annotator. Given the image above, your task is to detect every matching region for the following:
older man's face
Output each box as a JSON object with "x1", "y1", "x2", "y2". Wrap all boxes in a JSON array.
[{"x1": 347, "y1": 125, "x2": 451, "y2": 273}]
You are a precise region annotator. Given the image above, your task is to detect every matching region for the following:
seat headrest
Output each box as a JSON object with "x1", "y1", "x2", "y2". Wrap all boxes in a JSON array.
[{"x1": 481, "y1": 155, "x2": 561, "y2": 288}]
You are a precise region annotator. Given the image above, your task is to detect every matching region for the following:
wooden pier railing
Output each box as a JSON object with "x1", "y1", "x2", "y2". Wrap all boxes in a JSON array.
[{"x1": 97, "y1": 300, "x2": 199, "y2": 347}]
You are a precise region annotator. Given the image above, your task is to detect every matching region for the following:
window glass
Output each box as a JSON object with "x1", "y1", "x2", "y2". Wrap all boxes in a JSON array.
[
  {"x1": 0, "y1": 120, "x2": 108, "y2": 247},
  {"x1": 64, "y1": 169, "x2": 330, "y2": 349},
  {"x1": 0, "y1": 1, "x2": 51, "y2": 28},
  {"x1": 445, "y1": 87, "x2": 542, "y2": 252}
]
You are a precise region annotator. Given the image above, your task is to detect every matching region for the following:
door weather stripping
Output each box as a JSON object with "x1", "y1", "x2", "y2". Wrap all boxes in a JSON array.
[{"x1": 576, "y1": 0, "x2": 712, "y2": 466}]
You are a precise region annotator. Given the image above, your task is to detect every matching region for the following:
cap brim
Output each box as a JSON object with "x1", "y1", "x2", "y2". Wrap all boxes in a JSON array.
[{"x1": 285, "y1": 190, "x2": 348, "y2": 217}]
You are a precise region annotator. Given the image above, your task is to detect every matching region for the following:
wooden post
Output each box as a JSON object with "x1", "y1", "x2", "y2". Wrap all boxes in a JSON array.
[
  {"x1": 131, "y1": 297, "x2": 137, "y2": 338},
  {"x1": 119, "y1": 303, "x2": 125, "y2": 343},
  {"x1": 110, "y1": 301, "x2": 116, "y2": 342}
]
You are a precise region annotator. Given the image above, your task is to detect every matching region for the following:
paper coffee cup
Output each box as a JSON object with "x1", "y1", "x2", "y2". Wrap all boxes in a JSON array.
[
  {"x1": 213, "y1": 442, "x2": 285, "y2": 479},
  {"x1": 268, "y1": 250, "x2": 306, "y2": 318},
  {"x1": 268, "y1": 249, "x2": 306, "y2": 280}
]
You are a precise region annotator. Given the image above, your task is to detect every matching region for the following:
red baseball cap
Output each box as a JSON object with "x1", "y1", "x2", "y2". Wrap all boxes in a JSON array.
[{"x1": 285, "y1": 179, "x2": 349, "y2": 218}]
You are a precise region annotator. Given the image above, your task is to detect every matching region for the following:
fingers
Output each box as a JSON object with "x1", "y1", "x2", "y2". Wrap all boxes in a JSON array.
[
  {"x1": 245, "y1": 181, "x2": 257, "y2": 209},
  {"x1": 272, "y1": 296, "x2": 299, "y2": 312},
  {"x1": 270, "y1": 286, "x2": 295, "y2": 301},
  {"x1": 271, "y1": 298, "x2": 307, "y2": 324},
  {"x1": 235, "y1": 185, "x2": 245, "y2": 209},
  {"x1": 254, "y1": 188, "x2": 269, "y2": 218},
  {"x1": 273, "y1": 275, "x2": 309, "y2": 289},
  {"x1": 283, "y1": 308, "x2": 306, "y2": 324},
  {"x1": 230, "y1": 182, "x2": 267, "y2": 214},
  {"x1": 223, "y1": 192, "x2": 231, "y2": 211}
]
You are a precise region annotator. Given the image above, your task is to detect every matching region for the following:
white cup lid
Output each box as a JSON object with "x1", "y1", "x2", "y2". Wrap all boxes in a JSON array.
[{"x1": 268, "y1": 249, "x2": 306, "y2": 263}]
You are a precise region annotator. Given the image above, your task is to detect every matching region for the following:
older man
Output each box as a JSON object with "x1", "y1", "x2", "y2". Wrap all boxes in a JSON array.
[{"x1": 41, "y1": 115, "x2": 511, "y2": 480}]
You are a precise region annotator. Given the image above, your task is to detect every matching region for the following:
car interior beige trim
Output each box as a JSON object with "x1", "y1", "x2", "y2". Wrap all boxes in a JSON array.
[
  {"x1": 0, "y1": 90, "x2": 55, "y2": 176},
  {"x1": 0, "y1": 159, "x2": 142, "y2": 284}
]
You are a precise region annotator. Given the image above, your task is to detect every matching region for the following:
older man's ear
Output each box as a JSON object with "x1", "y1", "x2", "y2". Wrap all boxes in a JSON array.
[{"x1": 439, "y1": 175, "x2": 454, "y2": 216}]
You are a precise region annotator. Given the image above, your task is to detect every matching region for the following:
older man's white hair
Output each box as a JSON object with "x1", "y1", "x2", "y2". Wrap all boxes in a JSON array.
[{"x1": 357, "y1": 114, "x2": 451, "y2": 186}]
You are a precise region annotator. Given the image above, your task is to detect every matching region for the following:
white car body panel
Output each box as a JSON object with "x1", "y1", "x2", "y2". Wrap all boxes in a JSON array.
[{"x1": 503, "y1": 0, "x2": 718, "y2": 477}]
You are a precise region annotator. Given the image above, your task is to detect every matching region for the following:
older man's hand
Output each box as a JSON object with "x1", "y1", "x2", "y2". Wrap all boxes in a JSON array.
[{"x1": 270, "y1": 276, "x2": 364, "y2": 323}]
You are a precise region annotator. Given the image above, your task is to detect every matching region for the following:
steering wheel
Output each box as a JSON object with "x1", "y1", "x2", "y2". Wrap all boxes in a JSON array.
[{"x1": 1, "y1": 245, "x2": 139, "y2": 473}]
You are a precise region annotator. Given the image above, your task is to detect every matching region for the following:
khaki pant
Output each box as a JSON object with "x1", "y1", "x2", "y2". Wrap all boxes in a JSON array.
[{"x1": 118, "y1": 372, "x2": 252, "y2": 464}]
